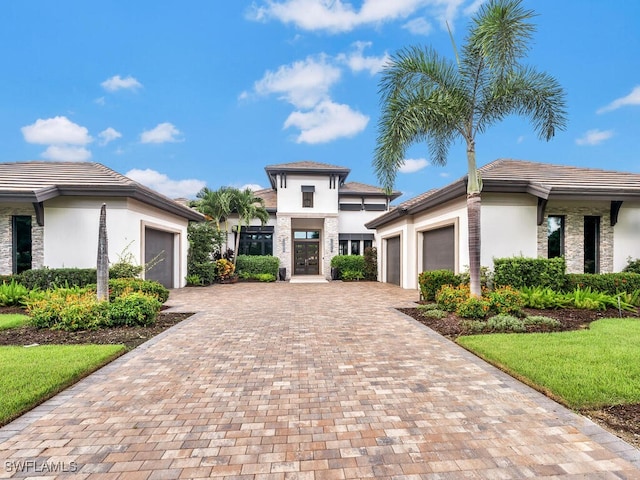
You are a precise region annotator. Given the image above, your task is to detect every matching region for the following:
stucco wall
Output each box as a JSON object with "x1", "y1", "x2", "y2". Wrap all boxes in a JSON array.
[
  {"x1": 275, "y1": 174, "x2": 339, "y2": 214},
  {"x1": 614, "y1": 202, "x2": 640, "y2": 271}
]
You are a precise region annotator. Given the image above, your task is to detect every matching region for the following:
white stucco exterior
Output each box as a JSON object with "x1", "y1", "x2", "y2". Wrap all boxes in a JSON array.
[{"x1": 613, "y1": 202, "x2": 640, "y2": 271}]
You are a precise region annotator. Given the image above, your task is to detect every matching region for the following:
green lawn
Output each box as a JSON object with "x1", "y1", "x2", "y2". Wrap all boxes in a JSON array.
[
  {"x1": 457, "y1": 318, "x2": 640, "y2": 409},
  {"x1": 0, "y1": 314, "x2": 30, "y2": 330},
  {"x1": 0, "y1": 344, "x2": 125, "y2": 425}
]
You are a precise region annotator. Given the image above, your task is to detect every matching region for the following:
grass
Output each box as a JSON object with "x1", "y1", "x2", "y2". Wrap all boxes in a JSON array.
[
  {"x1": 0, "y1": 314, "x2": 30, "y2": 331},
  {"x1": 457, "y1": 318, "x2": 640, "y2": 409},
  {"x1": 0, "y1": 344, "x2": 125, "y2": 425}
]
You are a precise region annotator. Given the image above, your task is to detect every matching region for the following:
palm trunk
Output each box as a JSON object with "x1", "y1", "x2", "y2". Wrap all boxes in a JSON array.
[
  {"x1": 233, "y1": 225, "x2": 240, "y2": 266},
  {"x1": 466, "y1": 141, "x2": 482, "y2": 298},
  {"x1": 97, "y1": 204, "x2": 109, "y2": 301}
]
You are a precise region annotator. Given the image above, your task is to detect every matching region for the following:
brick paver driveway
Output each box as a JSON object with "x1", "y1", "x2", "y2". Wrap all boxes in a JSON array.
[{"x1": 1, "y1": 282, "x2": 639, "y2": 479}]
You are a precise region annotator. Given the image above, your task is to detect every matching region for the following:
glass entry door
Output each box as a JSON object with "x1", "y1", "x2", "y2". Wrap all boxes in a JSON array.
[{"x1": 294, "y1": 241, "x2": 320, "y2": 275}]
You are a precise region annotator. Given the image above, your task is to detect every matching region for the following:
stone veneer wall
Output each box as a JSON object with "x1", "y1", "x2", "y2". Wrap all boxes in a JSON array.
[
  {"x1": 323, "y1": 216, "x2": 339, "y2": 280},
  {"x1": 275, "y1": 214, "x2": 292, "y2": 280},
  {"x1": 537, "y1": 204, "x2": 613, "y2": 274},
  {"x1": 0, "y1": 205, "x2": 44, "y2": 276}
]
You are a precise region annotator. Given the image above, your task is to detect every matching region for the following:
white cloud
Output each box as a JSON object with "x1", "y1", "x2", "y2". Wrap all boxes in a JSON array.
[
  {"x1": 597, "y1": 86, "x2": 640, "y2": 114},
  {"x1": 101, "y1": 75, "x2": 143, "y2": 92},
  {"x1": 399, "y1": 158, "x2": 429, "y2": 173},
  {"x1": 240, "y1": 183, "x2": 265, "y2": 191},
  {"x1": 21, "y1": 116, "x2": 92, "y2": 145},
  {"x1": 140, "y1": 123, "x2": 183, "y2": 144},
  {"x1": 402, "y1": 17, "x2": 433, "y2": 35},
  {"x1": 42, "y1": 145, "x2": 92, "y2": 162},
  {"x1": 253, "y1": 55, "x2": 341, "y2": 109},
  {"x1": 95, "y1": 97, "x2": 106, "y2": 106},
  {"x1": 248, "y1": 0, "x2": 436, "y2": 33},
  {"x1": 98, "y1": 127, "x2": 122, "y2": 146},
  {"x1": 575, "y1": 129, "x2": 614, "y2": 146},
  {"x1": 337, "y1": 41, "x2": 389, "y2": 75},
  {"x1": 284, "y1": 100, "x2": 369, "y2": 144},
  {"x1": 125, "y1": 168, "x2": 206, "y2": 198}
]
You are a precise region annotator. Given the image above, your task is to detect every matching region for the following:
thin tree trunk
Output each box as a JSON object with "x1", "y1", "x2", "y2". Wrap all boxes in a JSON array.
[
  {"x1": 466, "y1": 141, "x2": 482, "y2": 297},
  {"x1": 97, "y1": 203, "x2": 109, "y2": 301},
  {"x1": 233, "y1": 225, "x2": 241, "y2": 266}
]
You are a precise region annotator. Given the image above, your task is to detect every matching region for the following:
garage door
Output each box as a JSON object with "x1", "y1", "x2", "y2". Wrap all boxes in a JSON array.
[
  {"x1": 423, "y1": 225, "x2": 455, "y2": 271},
  {"x1": 386, "y1": 236, "x2": 401, "y2": 286},
  {"x1": 145, "y1": 228, "x2": 174, "y2": 288}
]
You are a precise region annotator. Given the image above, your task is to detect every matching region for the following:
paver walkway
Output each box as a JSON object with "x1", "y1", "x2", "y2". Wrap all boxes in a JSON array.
[{"x1": 1, "y1": 282, "x2": 639, "y2": 479}]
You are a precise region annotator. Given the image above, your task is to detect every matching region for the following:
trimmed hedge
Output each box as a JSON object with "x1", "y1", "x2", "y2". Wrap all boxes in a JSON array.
[
  {"x1": 330, "y1": 255, "x2": 365, "y2": 279},
  {"x1": 564, "y1": 273, "x2": 640, "y2": 295},
  {"x1": 418, "y1": 270, "x2": 461, "y2": 301},
  {"x1": 17, "y1": 268, "x2": 97, "y2": 290},
  {"x1": 108, "y1": 278, "x2": 170, "y2": 303},
  {"x1": 493, "y1": 257, "x2": 566, "y2": 291},
  {"x1": 236, "y1": 255, "x2": 279, "y2": 277}
]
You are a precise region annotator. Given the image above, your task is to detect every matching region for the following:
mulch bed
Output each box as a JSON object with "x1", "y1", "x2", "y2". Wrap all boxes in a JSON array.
[{"x1": 400, "y1": 305, "x2": 640, "y2": 450}]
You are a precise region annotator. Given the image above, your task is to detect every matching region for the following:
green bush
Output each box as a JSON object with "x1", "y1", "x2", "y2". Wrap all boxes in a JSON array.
[
  {"x1": 435, "y1": 284, "x2": 469, "y2": 312},
  {"x1": 236, "y1": 255, "x2": 279, "y2": 277},
  {"x1": 0, "y1": 275, "x2": 15, "y2": 284},
  {"x1": 456, "y1": 296, "x2": 491, "y2": 319},
  {"x1": 461, "y1": 320, "x2": 487, "y2": 334},
  {"x1": 519, "y1": 285, "x2": 570, "y2": 309},
  {"x1": 486, "y1": 314, "x2": 526, "y2": 333},
  {"x1": 418, "y1": 270, "x2": 461, "y2": 301},
  {"x1": 330, "y1": 255, "x2": 365, "y2": 280},
  {"x1": 524, "y1": 315, "x2": 561, "y2": 329},
  {"x1": 17, "y1": 268, "x2": 97, "y2": 290},
  {"x1": 109, "y1": 292, "x2": 161, "y2": 327},
  {"x1": 623, "y1": 257, "x2": 640, "y2": 274},
  {"x1": 487, "y1": 286, "x2": 524, "y2": 316},
  {"x1": 189, "y1": 262, "x2": 218, "y2": 285},
  {"x1": 0, "y1": 280, "x2": 29, "y2": 307},
  {"x1": 419, "y1": 308, "x2": 447, "y2": 319},
  {"x1": 187, "y1": 222, "x2": 221, "y2": 285},
  {"x1": 493, "y1": 257, "x2": 566, "y2": 290},
  {"x1": 109, "y1": 261, "x2": 143, "y2": 279},
  {"x1": 108, "y1": 278, "x2": 169, "y2": 303},
  {"x1": 341, "y1": 269, "x2": 365, "y2": 281},
  {"x1": 564, "y1": 273, "x2": 640, "y2": 295},
  {"x1": 238, "y1": 272, "x2": 276, "y2": 282},
  {"x1": 363, "y1": 247, "x2": 377, "y2": 281},
  {"x1": 28, "y1": 288, "x2": 109, "y2": 331},
  {"x1": 564, "y1": 286, "x2": 635, "y2": 312}
]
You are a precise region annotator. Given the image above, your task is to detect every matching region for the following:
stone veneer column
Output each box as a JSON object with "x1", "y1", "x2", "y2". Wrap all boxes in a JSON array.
[
  {"x1": 537, "y1": 205, "x2": 613, "y2": 273},
  {"x1": 276, "y1": 214, "x2": 292, "y2": 280},
  {"x1": 0, "y1": 205, "x2": 44, "y2": 275},
  {"x1": 323, "y1": 216, "x2": 339, "y2": 280}
]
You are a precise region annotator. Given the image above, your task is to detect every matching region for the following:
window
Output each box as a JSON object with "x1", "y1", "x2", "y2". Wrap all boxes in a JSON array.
[
  {"x1": 238, "y1": 227, "x2": 273, "y2": 256},
  {"x1": 12, "y1": 216, "x2": 32, "y2": 274},
  {"x1": 301, "y1": 186, "x2": 315, "y2": 208},
  {"x1": 294, "y1": 230, "x2": 320, "y2": 240},
  {"x1": 351, "y1": 241, "x2": 360, "y2": 255},
  {"x1": 363, "y1": 240, "x2": 373, "y2": 251},
  {"x1": 584, "y1": 216, "x2": 600, "y2": 274},
  {"x1": 547, "y1": 215, "x2": 564, "y2": 258},
  {"x1": 339, "y1": 240, "x2": 348, "y2": 255}
]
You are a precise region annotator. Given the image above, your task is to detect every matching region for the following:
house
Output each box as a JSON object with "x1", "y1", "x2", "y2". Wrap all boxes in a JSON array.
[
  {"x1": 0, "y1": 161, "x2": 204, "y2": 288},
  {"x1": 228, "y1": 161, "x2": 401, "y2": 280},
  {"x1": 365, "y1": 159, "x2": 640, "y2": 290}
]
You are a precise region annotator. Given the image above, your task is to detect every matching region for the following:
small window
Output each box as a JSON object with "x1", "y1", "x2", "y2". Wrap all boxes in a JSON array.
[
  {"x1": 364, "y1": 240, "x2": 373, "y2": 251},
  {"x1": 351, "y1": 241, "x2": 360, "y2": 255},
  {"x1": 302, "y1": 191, "x2": 314, "y2": 208},
  {"x1": 12, "y1": 216, "x2": 32, "y2": 274},
  {"x1": 339, "y1": 240, "x2": 348, "y2": 255},
  {"x1": 547, "y1": 215, "x2": 564, "y2": 258}
]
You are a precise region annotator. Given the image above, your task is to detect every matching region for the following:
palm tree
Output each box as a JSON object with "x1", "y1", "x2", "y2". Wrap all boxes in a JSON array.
[
  {"x1": 374, "y1": 0, "x2": 566, "y2": 296},
  {"x1": 193, "y1": 187, "x2": 233, "y2": 232},
  {"x1": 230, "y1": 188, "x2": 270, "y2": 265}
]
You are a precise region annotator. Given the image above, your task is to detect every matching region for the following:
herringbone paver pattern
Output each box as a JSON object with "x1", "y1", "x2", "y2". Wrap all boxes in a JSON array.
[{"x1": 1, "y1": 282, "x2": 639, "y2": 479}]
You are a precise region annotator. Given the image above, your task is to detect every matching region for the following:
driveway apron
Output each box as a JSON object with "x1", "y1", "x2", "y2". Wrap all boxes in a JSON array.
[{"x1": 1, "y1": 282, "x2": 639, "y2": 479}]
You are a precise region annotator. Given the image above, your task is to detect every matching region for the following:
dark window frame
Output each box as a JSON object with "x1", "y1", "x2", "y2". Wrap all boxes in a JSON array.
[
  {"x1": 547, "y1": 215, "x2": 565, "y2": 259},
  {"x1": 12, "y1": 215, "x2": 32, "y2": 274}
]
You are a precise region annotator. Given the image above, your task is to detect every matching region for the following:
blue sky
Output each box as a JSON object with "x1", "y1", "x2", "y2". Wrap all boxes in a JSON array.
[{"x1": 1, "y1": 1, "x2": 639, "y2": 202}]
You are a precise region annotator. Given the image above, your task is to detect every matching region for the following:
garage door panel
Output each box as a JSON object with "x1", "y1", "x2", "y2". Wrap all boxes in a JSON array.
[
  {"x1": 423, "y1": 225, "x2": 454, "y2": 272},
  {"x1": 386, "y1": 236, "x2": 401, "y2": 286},
  {"x1": 145, "y1": 228, "x2": 174, "y2": 288}
]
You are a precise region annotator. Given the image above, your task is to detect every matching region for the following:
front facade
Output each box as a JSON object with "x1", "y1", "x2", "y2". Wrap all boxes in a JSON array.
[
  {"x1": 229, "y1": 162, "x2": 400, "y2": 280},
  {"x1": 0, "y1": 162, "x2": 204, "y2": 288},
  {"x1": 367, "y1": 159, "x2": 640, "y2": 290}
]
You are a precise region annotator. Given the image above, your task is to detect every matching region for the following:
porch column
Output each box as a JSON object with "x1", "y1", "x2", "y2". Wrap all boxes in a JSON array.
[{"x1": 276, "y1": 214, "x2": 292, "y2": 280}]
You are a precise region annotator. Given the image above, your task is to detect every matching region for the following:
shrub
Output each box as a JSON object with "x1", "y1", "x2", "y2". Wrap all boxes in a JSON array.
[
  {"x1": 330, "y1": 255, "x2": 365, "y2": 280},
  {"x1": 460, "y1": 320, "x2": 487, "y2": 334},
  {"x1": 486, "y1": 314, "x2": 526, "y2": 333},
  {"x1": 487, "y1": 286, "x2": 525, "y2": 316},
  {"x1": 189, "y1": 262, "x2": 218, "y2": 285},
  {"x1": 563, "y1": 286, "x2": 635, "y2": 312},
  {"x1": 419, "y1": 309, "x2": 447, "y2": 319},
  {"x1": 418, "y1": 270, "x2": 461, "y2": 301},
  {"x1": 458, "y1": 266, "x2": 493, "y2": 289},
  {"x1": 363, "y1": 247, "x2": 377, "y2": 281},
  {"x1": 456, "y1": 296, "x2": 491, "y2": 319},
  {"x1": 435, "y1": 284, "x2": 469, "y2": 312},
  {"x1": 17, "y1": 268, "x2": 97, "y2": 290},
  {"x1": 238, "y1": 272, "x2": 276, "y2": 282},
  {"x1": 564, "y1": 273, "x2": 640, "y2": 295},
  {"x1": 215, "y1": 258, "x2": 235, "y2": 280},
  {"x1": 27, "y1": 288, "x2": 109, "y2": 331},
  {"x1": 235, "y1": 255, "x2": 279, "y2": 277},
  {"x1": 109, "y1": 292, "x2": 161, "y2": 327},
  {"x1": 524, "y1": 315, "x2": 561, "y2": 329},
  {"x1": 108, "y1": 278, "x2": 169, "y2": 303},
  {"x1": 341, "y1": 269, "x2": 365, "y2": 281},
  {"x1": 623, "y1": 257, "x2": 640, "y2": 274},
  {"x1": 187, "y1": 222, "x2": 221, "y2": 285},
  {"x1": 519, "y1": 285, "x2": 570, "y2": 309},
  {"x1": 0, "y1": 280, "x2": 29, "y2": 307},
  {"x1": 185, "y1": 274, "x2": 203, "y2": 286},
  {"x1": 493, "y1": 257, "x2": 566, "y2": 291}
]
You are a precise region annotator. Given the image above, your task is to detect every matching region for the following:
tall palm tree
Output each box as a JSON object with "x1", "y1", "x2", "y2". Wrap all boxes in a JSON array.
[
  {"x1": 374, "y1": 0, "x2": 566, "y2": 296},
  {"x1": 193, "y1": 187, "x2": 233, "y2": 232},
  {"x1": 230, "y1": 188, "x2": 270, "y2": 265}
]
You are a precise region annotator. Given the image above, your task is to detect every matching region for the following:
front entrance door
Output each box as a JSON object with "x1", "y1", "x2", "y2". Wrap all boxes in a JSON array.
[{"x1": 294, "y1": 241, "x2": 320, "y2": 275}]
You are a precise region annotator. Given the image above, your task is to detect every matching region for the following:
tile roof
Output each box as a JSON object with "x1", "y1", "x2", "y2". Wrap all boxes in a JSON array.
[
  {"x1": 265, "y1": 161, "x2": 350, "y2": 172},
  {"x1": 253, "y1": 188, "x2": 277, "y2": 211},
  {"x1": 365, "y1": 159, "x2": 640, "y2": 229},
  {"x1": 340, "y1": 181, "x2": 402, "y2": 200},
  {"x1": 0, "y1": 161, "x2": 204, "y2": 221}
]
